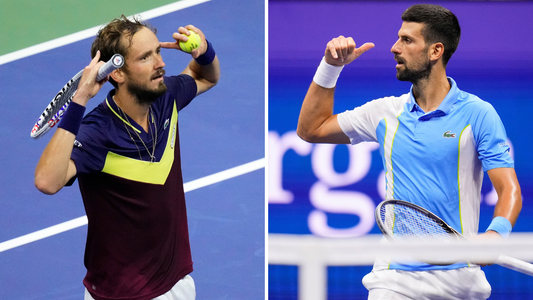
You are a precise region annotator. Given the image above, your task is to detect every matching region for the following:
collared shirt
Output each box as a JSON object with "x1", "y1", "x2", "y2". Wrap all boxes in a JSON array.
[
  {"x1": 70, "y1": 75, "x2": 197, "y2": 300},
  {"x1": 338, "y1": 77, "x2": 513, "y2": 271}
]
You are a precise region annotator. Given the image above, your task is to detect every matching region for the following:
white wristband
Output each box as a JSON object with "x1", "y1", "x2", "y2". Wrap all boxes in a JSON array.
[{"x1": 313, "y1": 57, "x2": 344, "y2": 88}]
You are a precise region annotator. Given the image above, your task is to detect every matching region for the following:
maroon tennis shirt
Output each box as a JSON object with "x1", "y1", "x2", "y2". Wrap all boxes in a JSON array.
[{"x1": 70, "y1": 75, "x2": 197, "y2": 300}]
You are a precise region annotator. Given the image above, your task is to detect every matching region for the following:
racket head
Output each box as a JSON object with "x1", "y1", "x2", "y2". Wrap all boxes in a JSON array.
[
  {"x1": 375, "y1": 199, "x2": 467, "y2": 265},
  {"x1": 30, "y1": 72, "x2": 82, "y2": 139},
  {"x1": 31, "y1": 54, "x2": 124, "y2": 139},
  {"x1": 375, "y1": 199, "x2": 463, "y2": 243}
]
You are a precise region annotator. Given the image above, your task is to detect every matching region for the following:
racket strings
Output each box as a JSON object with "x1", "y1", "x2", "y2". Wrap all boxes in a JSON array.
[
  {"x1": 378, "y1": 203, "x2": 463, "y2": 264},
  {"x1": 380, "y1": 204, "x2": 455, "y2": 243}
]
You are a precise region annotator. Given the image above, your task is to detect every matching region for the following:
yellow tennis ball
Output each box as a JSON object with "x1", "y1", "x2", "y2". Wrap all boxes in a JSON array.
[{"x1": 179, "y1": 31, "x2": 201, "y2": 53}]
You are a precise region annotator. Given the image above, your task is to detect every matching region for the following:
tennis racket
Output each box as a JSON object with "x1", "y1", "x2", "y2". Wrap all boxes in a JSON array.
[
  {"x1": 375, "y1": 199, "x2": 533, "y2": 276},
  {"x1": 30, "y1": 54, "x2": 124, "y2": 139}
]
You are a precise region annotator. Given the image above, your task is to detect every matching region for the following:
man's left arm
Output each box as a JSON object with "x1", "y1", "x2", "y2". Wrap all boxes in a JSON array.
[
  {"x1": 160, "y1": 25, "x2": 220, "y2": 96},
  {"x1": 481, "y1": 167, "x2": 522, "y2": 240}
]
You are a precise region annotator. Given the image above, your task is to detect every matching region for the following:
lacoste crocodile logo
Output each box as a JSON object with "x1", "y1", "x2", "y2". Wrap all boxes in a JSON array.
[{"x1": 443, "y1": 131, "x2": 456, "y2": 138}]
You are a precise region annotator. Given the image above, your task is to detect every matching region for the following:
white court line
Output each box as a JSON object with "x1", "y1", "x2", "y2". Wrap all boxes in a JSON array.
[
  {"x1": 183, "y1": 158, "x2": 265, "y2": 192},
  {"x1": 0, "y1": 158, "x2": 265, "y2": 253},
  {"x1": 0, "y1": 0, "x2": 211, "y2": 66}
]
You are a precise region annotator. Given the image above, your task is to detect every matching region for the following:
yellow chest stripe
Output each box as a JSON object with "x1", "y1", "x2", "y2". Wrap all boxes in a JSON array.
[{"x1": 101, "y1": 102, "x2": 178, "y2": 185}]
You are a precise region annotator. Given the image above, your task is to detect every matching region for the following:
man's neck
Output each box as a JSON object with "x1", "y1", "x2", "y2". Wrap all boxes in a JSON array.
[
  {"x1": 411, "y1": 70, "x2": 451, "y2": 113},
  {"x1": 113, "y1": 89, "x2": 151, "y2": 132}
]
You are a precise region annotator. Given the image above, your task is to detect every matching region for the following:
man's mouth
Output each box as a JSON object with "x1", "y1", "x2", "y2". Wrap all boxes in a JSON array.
[
  {"x1": 395, "y1": 60, "x2": 405, "y2": 69},
  {"x1": 152, "y1": 69, "x2": 166, "y2": 81},
  {"x1": 395, "y1": 56, "x2": 405, "y2": 66}
]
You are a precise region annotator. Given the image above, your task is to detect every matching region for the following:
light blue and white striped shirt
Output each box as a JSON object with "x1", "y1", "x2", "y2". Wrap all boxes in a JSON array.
[{"x1": 338, "y1": 77, "x2": 513, "y2": 270}]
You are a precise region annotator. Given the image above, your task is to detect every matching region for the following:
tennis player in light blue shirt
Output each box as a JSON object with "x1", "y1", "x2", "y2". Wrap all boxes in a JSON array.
[{"x1": 297, "y1": 4, "x2": 521, "y2": 300}]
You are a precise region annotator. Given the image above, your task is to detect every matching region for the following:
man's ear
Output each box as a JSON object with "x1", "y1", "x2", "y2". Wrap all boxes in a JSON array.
[
  {"x1": 429, "y1": 42, "x2": 444, "y2": 62},
  {"x1": 111, "y1": 68, "x2": 125, "y2": 84}
]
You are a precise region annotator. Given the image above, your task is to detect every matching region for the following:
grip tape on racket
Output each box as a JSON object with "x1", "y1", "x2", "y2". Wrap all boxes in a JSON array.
[{"x1": 96, "y1": 54, "x2": 124, "y2": 81}]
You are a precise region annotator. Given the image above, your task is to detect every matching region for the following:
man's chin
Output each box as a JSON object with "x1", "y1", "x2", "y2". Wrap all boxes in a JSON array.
[
  {"x1": 396, "y1": 71, "x2": 409, "y2": 82},
  {"x1": 127, "y1": 82, "x2": 168, "y2": 106},
  {"x1": 396, "y1": 69, "x2": 424, "y2": 83},
  {"x1": 154, "y1": 81, "x2": 167, "y2": 92},
  {"x1": 149, "y1": 81, "x2": 168, "y2": 96},
  {"x1": 152, "y1": 82, "x2": 168, "y2": 99}
]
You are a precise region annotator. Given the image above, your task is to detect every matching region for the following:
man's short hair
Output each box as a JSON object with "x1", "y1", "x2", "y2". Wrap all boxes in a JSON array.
[
  {"x1": 402, "y1": 4, "x2": 461, "y2": 66},
  {"x1": 90, "y1": 15, "x2": 156, "y2": 87}
]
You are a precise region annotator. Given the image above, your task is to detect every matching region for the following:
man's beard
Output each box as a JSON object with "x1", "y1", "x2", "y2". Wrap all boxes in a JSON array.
[
  {"x1": 126, "y1": 69, "x2": 168, "y2": 106},
  {"x1": 395, "y1": 55, "x2": 432, "y2": 84}
]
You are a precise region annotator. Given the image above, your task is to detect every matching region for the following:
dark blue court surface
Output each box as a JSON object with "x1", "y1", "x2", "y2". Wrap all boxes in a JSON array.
[{"x1": 0, "y1": 0, "x2": 265, "y2": 299}]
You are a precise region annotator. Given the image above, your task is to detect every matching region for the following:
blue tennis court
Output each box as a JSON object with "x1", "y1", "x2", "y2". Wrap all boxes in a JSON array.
[{"x1": 0, "y1": 0, "x2": 264, "y2": 299}]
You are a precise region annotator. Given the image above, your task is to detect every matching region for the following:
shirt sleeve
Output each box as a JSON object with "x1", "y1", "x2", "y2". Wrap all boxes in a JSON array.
[
  {"x1": 71, "y1": 112, "x2": 113, "y2": 175},
  {"x1": 164, "y1": 74, "x2": 197, "y2": 111},
  {"x1": 337, "y1": 105, "x2": 374, "y2": 144},
  {"x1": 472, "y1": 101, "x2": 514, "y2": 171},
  {"x1": 337, "y1": 94, "x2": 409, "y2": 145}
]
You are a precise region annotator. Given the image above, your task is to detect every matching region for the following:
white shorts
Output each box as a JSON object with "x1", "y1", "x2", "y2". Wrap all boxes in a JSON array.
[
  {"x1": 362, "y1": 267, "x2": 491, "y2": 300},
  {"x1": 84, "y1": 274, "x2": 196, "y2": 300}
]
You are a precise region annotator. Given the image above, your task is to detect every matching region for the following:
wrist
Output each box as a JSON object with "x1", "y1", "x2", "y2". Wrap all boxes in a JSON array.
[
  {"x1": 58, "y1": 101, "x2": 86, "y2": 136},
  {"x1": 72, "y1": 93, "x2": 90, "y2": 107},
  {"x1": 195, "y1": 40, "x2": 215, "y2": 65},
  {"x1": 313, "y1": 57, "x2": 344, "y2": 89},
  {"x1": 486, "y1": 216, "x2": 513, "y2": 239}
]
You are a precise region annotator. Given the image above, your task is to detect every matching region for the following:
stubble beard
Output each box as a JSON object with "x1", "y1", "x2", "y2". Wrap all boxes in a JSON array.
[
  {"x1": 395, "y1": 56, "x2": 432, "y2": 85},
  {"x1": 126, "y1": 69, "x2": 168, "y2": 106}
]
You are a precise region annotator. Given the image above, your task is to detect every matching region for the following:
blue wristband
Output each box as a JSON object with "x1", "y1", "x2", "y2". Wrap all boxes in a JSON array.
[
  {"x1": 195, "y1": 40, "x2": 215, "y2": 65},
  {"x1": 486, "y1": 216, "x2": 513, "y2": 239},
  {"x1": 58, "y1": 102, "x2": 86, "y2": 135}
]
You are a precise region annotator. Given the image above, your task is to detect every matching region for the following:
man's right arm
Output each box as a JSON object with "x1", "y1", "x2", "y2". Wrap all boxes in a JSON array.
[
  {"x1": 35, "y1": 52, "x2": 107, "y2": 195},
  {"x1": 34, "y1": 130, "x2": 78, "y2": 195},
  {"x1": 297, "y1": 82, "x2": 349, "y2": 144},
  {"x1": 296, "y1": 36, "x2": 374, "y2": 144}
]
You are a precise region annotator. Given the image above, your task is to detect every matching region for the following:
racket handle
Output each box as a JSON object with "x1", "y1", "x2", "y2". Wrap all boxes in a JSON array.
[
  {"x1": 31, "y1": 53, "x2": 125, "y2": 140},
  {"x1": 96, "y1": 54, "x2": 124, "y2": 81},
  {"x1": 495, "y1": 254, "x2": 533, "y2": 276}
]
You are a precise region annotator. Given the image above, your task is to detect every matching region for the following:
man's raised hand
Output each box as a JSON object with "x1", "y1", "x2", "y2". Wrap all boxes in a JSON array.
[{"x1": 324, "y1": 36, "x2": 374, "y2": 66}]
